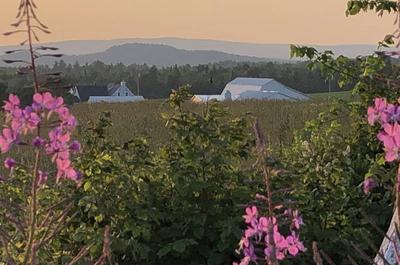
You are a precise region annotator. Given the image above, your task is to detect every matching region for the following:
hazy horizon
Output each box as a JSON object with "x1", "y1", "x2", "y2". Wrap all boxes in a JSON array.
[{"x1": 0, "y1": 0, "x2": 396, "y2": 46}]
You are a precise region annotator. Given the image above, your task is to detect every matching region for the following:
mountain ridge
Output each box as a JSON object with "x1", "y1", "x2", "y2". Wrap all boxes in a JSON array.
[
  {"x1": 0, "y1": 37, "x2": 382, "y2": 61},
  {"x1": 0, "y1": 43, "x2": 271, "y2": 67}
]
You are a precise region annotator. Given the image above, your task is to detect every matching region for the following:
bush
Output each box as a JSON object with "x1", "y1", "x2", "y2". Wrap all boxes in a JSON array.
[{"x1": 65, "y1": 87, "x2": 257, "y2": 264}]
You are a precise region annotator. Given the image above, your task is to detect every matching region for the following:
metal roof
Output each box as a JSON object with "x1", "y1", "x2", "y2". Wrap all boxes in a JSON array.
[
  {"x1": 222, "y1": 77, "x2": 309, "y2": 101},
  {"x1": 228, "y1": 77, "x2": 274, "y2": 86}
]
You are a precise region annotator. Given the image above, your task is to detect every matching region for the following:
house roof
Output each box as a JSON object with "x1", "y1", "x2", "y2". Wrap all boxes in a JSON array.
[
  {"x1": 76, "y1": 85, "x2": 109, "y2": 102},
  {"x1": 107, "y1": 84, "x2": 120, "y2": 95}
]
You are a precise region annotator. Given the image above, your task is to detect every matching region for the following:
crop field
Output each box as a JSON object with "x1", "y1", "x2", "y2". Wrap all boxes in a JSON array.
[
  {"x1": 308, "y1": 91, "x2": 353, "y2": 100},
  {"x1": 72, "y1": 98, "x2": 331, "y2": 147},
  {"x1": 4, "y1": 98, "x2": 332, "y2": 173}
]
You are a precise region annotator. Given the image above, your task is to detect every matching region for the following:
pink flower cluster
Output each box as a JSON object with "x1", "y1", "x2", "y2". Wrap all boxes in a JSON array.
[
  {"x1": 368, "y1": 98, "x2": 400, "y2": 162},
  {"x1": 0, "y1": 93, "x2": 81, "y2": 183},
  {"x1": 233, "y1": 206, "x2": 305, "y2": 265}
]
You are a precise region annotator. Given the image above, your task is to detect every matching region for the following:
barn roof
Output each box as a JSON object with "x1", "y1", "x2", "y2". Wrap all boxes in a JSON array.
[
  {"x1": 229, "y1": 77, "x2": 274, "y2": 86},
  {"x1": 75, "y1": 85, "x2": 109, "y2": 102},
  {"x1": 222, "y1": 77, "x2": 309, "y2": 101}
]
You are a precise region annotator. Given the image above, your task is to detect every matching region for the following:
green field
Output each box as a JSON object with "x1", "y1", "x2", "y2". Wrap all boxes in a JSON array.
[
  {"x1": 72, "y1": 99, "x2": 330, "y2": 148},
  {"x1": 307, "y1": 90, "x2": 353, "y2": 100}
]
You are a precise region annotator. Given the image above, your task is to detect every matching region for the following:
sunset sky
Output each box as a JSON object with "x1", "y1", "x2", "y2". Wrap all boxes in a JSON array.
[{"x1": 0, "y1": 0, "x2": 396, "y2": 46}]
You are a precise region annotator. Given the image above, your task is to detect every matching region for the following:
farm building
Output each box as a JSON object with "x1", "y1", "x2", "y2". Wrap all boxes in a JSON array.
[
  {"x1": 192, "y1": 78, "x2": 309, "y2": 103},
  {"x1": 221, "y1": 78, "x2": 309, "y2": 101},
  {"x1": 70, "y1": 81, "x2": 144, "y2": 103},
  {"x1": 191, "y1": 94, "x2": 223, "y2": 103}
]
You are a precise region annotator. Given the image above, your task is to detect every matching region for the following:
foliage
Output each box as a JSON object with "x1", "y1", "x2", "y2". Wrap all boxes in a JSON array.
[
  {"x1": 285, "y1": 3, "x2": 400, "y2": 262},
  {"x1": 282, "y1": 105, "x2": 392, "y2": 263},
  {"x1": 346, "y1": 0, "x2": 397, "y2": 16},
  {"x1": 60, "y1": 87, "x2": 257, "y2": 265}
]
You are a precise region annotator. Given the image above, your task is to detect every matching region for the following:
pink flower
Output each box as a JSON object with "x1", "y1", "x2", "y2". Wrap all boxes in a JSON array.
[
  {"x1": 292, "y1": 210, "x2": 304, "y2": 230},
  {"x1": 258, "y1": 217, "x2": 269, "y2": 232},
  {"x1": 286, "y1": 232, "x2": 306, "y2": 256},
  {"x1": 368, "y1": 98, "x2": 387, "y2": 125},
  {"x1": 46, "y1": 127, "x2": 71, "y2": 161},
  {"x1": 33, "y1": 92, "x2": 64, "y2": 112},
  {"x1": 3, "y1": 94, "x2": 20, "y2": 112},
  {"x1": 56, "y1": 106, "x2": 77, "y2": 129},
  {"x1": 56, "y1": 158, "x2": 78, "y2": 181},
  {"x1": 0, "y1": 92, "x2": 82, "y2": 185},
  {"x1": 243, "y1": 206, "x2": 258, "y2": 224},
  {"x1": 0, "y1": 128, "x2": 18, "y2": 153}
]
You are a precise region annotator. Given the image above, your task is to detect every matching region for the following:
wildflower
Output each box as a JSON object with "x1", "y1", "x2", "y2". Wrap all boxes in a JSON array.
[
  {"x1": 291, "y1": 209, "x2": 304, "y2": 230},
  {"x1": 56, "y1": 158, "x2": 78, "y2": 181},
  {"x1": 69, "y1": 140, "x2": 81, "y2": 153},
  {"x1": 363, "y1": 177, "x2": 377, "y2": 194},
  {"x1": 243, "y1": 244, "x2": 257, "y2": 262},
  {"x1": 243, "y1": 206, "x2": 258, "y2": 224},
  {"x1": 4, "y1": 157, "x2": 16, "y2": 169},
  {"x1": 235, "y1": 206, "x2": 305, "y2": 263},
  {"x1": 286, "y1": 232, "x2": 306, "y2": 256},
  {"x1": 0, "y1": 128, "x2": 18, "y2": 153},
  {"x1": 32, "y1": 136, "x2": 46, "y2": 147},
  {"x1": 3, "y1": 94, "x2": 20, "y2": 112},
  {"x1": 367, "y1": 98, "x2": 387, "y2": 125},
  {"x1": 0, "y1": 93, "x2": 81, "y2": 184}
]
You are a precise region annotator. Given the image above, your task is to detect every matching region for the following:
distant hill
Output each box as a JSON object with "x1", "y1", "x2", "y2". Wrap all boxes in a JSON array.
[
  {"x1": 0, "y1": 43, "x2": 270, "y2": 67},
  {"x1": 0, "y1": 37, "x2": 384, "y2": 62}
]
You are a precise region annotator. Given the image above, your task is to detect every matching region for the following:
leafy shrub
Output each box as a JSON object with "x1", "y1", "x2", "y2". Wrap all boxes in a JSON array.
[{"x1": 65, "y1": 87, "x2": 257, "y2": 265}]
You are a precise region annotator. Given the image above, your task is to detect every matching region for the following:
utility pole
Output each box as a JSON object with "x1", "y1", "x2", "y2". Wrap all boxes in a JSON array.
[{"x1": 137, "y1": 73, "x2": 141, "y2": 96}]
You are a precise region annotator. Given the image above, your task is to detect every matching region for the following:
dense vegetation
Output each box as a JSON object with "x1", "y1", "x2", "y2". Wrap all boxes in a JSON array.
[{"x1": 0, "y1": 60, "x2": 344, "y2": 102}]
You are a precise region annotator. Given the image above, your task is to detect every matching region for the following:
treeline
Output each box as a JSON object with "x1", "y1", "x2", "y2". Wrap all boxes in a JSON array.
[{"x1": 0, "y1": 60, "x2": 344, "y2": 101}]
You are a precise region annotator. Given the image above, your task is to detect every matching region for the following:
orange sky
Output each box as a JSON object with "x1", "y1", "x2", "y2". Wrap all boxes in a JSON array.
[{"x1": 0, "y1": 0, "x2": 396, "y2": 46}]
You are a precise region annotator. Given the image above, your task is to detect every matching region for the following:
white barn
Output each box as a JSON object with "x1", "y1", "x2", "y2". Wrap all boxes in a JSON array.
[{"x1": 221, "y1": 78, "x2": 309, "y2": 101}]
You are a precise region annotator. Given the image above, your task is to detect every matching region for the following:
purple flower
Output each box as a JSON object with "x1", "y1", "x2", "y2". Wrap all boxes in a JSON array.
[
  {"x1": 32, "y1": 137, "x2": 46, "y2": 148},
  {"x1": 363, "y1": 177, "x2": 377, "y2": 194},
  {"x1": 4, "y1": 157, "x2": 16, "y2": 169},
  {"x1": 69, "y1": 140, "x2": 81, "y2": 153}
]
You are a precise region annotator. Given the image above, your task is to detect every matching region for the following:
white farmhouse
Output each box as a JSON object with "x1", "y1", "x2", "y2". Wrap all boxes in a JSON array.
[
  {"x1": 221, "y1": 78, "x2": 309, "y2": 101},
  {"x1": 70, "y1": 81, "x2": 144, "y2": 103}
]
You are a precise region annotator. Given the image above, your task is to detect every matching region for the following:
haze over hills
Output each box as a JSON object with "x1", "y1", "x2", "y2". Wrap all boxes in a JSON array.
[
  {"x1": 0, "y1": 37, "x2": 384, "y2": 66},
  {"x1": 0, "y1": 43, "x2": 269, "y2": 67}
]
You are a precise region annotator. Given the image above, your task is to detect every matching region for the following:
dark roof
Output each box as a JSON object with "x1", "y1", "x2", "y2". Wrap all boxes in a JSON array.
[
  {"x1": 107, "y1": 84, "x2": 120, "y2": 96},
  {"x1": 76, "y1": 85, "x2": 109, "y2": 102}
]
